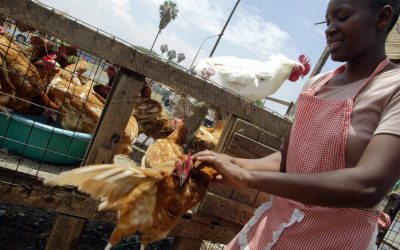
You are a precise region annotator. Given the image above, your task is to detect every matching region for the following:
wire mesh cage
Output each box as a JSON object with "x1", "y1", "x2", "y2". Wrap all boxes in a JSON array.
[
  {"x1": 378, "y1": 192, "x2": 400, "y2": 249},
  {"x1": 0, "y1": 16, "x2": 122, "y2": 170}
]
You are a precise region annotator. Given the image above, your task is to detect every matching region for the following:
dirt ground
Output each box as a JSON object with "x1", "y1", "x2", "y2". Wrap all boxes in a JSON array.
[{"x1": 0, "y1": 202, "x2": 173, "y2": 250}]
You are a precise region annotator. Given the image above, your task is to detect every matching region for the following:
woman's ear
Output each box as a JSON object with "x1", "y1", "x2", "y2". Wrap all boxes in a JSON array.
[{"x1": 377, "y1": 5, "x2": 394, "y2": 32}]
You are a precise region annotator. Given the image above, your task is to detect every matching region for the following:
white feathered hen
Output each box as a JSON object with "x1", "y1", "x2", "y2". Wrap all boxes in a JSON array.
[{"x1": 195, "y1": 54, "x2": 311, "y2": 101}]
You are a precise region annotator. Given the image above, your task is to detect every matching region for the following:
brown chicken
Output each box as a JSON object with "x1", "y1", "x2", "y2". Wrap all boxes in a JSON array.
[
  {"x1": 132, "y1": 83, "x2": 175, "y2": 140},
  {"x1": 44, "y1": 154, "x2": 218, "y2": 249},
  {"x1": 0, "y1": 55, "x2": 16, "y2": 113},
  {"x1": 47, "y1": 76, "x2": 103, "y2": 133},
  {"x1": 192, "y1": 119, "x2": 224, "y2": 151},
  {"x1": 47, "y1": 76, "x2": 138, "y2": 155},
  {"x1": 0, "y1": 33, "x2": 58, "y2": 114},
  {"x1": 141, "y1": 118, "x2": 186, "y2": 169}
]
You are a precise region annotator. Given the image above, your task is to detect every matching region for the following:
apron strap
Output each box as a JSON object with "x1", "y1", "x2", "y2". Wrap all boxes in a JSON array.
[
  {"x1": 352, "y1": 58, "x2": 391, "y2": 100},
  {"x1": 309, "y1": 58, "x2": 391, "y2": 100}
]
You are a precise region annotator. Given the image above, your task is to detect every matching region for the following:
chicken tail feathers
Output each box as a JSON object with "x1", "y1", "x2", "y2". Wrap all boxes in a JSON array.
[{"x1": 43, "y1": 164, "x2": 167, "y2": 206}]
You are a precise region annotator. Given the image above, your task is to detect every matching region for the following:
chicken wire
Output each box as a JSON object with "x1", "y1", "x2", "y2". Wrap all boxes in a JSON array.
[
  {"x1": 0, "y1": 16, "x2": 117, "y2": 173},
  {"x1": 378, "y1": 193, "x2": 400, "y2": 249}
]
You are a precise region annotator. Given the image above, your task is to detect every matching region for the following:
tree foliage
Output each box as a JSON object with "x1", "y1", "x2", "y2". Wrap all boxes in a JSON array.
[
  {"x1": 150, "y1": 1, "x2": 178, "y2": 51},
  {"x1": 159, "y1": 1, "x2": 179, "y2": 30},
  {"x1": 177, "y1": 53, "x2": 186, "y2": 63},
  {"x1": 167, "y1": 50, "x2": 177, "y2": 61},
  {"x1": 160, "y1": 44, "x2": 169, "y2": 56}
]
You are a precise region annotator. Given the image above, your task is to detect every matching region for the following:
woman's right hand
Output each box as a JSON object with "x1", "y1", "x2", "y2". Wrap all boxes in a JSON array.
[{"x1": 192, "y1": 150, "x2": 250, "y2": 188}]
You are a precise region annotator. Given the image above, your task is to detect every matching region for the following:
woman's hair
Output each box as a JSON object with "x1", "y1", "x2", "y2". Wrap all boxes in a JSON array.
[{"x1": 370, "y1": 0, "x2": 400, "y2": 32}]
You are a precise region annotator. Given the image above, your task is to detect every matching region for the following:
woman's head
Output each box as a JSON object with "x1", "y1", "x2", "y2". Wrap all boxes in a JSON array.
[{"x1": 325, "y1": 0, "x2": 399, "y2": 62}]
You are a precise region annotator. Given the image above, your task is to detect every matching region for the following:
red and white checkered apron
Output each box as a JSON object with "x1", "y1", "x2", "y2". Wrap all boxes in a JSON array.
[{"x1": 225, "y1": 58, "x2": 391, "y2": 250}]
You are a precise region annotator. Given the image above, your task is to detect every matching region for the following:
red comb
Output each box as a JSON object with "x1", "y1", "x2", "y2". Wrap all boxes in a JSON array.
[
  {"x1": 43, "y1": 53, "x2": 57, "y2": 61},
  {"x1": 185, "y1": 151, "x2": 192, "y2": 175},
  {"x1": 299, "y1": 54, "x2": 311, "y2": 76}
]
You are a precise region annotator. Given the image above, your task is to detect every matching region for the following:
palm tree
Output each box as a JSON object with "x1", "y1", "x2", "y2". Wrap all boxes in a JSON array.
[
  {"x1": 149, "y1": 1, "x2": 179, "y2": 52},
  {"x1": 160, "y1": 44, "x2": 169, "y2": 57},
  {"x1": 167, "y1": 50, "x2": 177, "y2": 61},
  {"x1": 176, "y1": 53, "x2": 186, "y2": 64}
]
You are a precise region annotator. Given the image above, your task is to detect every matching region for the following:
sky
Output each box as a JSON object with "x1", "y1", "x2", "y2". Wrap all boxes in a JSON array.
[{"x1": 37, "y1": 0, "x2": 341, "y2": 115}]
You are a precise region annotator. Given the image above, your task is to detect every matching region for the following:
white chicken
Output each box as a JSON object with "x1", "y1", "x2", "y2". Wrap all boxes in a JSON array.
[{"x1": 195, "y1": 54, "x2": 311, "y2": 101}]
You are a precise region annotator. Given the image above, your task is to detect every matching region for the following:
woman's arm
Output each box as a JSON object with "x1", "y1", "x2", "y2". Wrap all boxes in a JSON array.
[
  {"x1": 194, "y1": 133, "x2": 400, "y2": 208},
  {"x1": 232, "y1": 151, "x2": 281, "y2": 172}
]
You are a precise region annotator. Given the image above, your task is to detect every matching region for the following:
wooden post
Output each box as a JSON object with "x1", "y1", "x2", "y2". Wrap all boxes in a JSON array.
[
  {"x1": 45, "y1": 68, "x2": 146, "y2": 250},
  {"x1": 45, "y1": 214, "x2": 87, "y2": 250},
  {"x1": 84, "y1": 68, "x2": 146, "y2": 164}
]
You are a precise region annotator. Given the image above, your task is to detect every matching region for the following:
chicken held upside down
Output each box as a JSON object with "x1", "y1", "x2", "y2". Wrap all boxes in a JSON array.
[{"x1": 44, "y1": 154, "x2": 218, "y2": 249}]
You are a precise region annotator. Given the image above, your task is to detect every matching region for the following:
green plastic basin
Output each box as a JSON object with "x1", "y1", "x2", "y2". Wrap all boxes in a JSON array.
[{"x1": 0, "y1": 112, "x2": 92, "y2": 165}]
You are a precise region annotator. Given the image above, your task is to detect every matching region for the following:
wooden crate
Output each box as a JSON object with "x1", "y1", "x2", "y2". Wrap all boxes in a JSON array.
[{"x1": 198, "y1": 118, "x2": 284, "y2": 226}]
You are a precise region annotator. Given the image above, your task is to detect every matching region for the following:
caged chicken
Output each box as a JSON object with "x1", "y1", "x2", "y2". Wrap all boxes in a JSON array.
[
  {"x1": 0, "y1": 30, "x2": 58, "y2": 114},
  {"x1": 141, "y1": 118, "x2": 186, "y2": 169},
  {"x1": 46, "y1": 75, "x2": 139, "y2": 155},
  {"x1": 192, "y1": 118, "x2": 224, "y2": 151},
  {"x1": 44, "y1": 153, "x2": 219, "y2": 249},
  {"x1": 195, "y1": 54, "x2": 311, "y2": 101},
  {"x1": 132, "y1": 83, "x2": 175, "y2": 140}
]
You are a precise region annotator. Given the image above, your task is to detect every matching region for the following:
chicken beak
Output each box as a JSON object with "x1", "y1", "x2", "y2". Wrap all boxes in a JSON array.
[{"x1": 179, "y1": 174, "x2": 186, "y2": 186}]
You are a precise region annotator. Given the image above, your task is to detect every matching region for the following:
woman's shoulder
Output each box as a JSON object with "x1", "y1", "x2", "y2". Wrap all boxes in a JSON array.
[
  {"x1": 371, "y1": 64, "x2": 400, "y2": 89},
  {"x1": 300, "y1": 71, "x2": 332, "y2": 92}
]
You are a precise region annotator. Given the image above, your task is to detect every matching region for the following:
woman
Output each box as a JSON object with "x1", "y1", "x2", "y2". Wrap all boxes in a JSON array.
[{"x1": 193, "y1": 0, "x2": 400, "y2": 249}]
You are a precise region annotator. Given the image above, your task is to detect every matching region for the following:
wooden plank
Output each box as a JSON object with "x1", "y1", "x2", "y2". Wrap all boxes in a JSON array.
[
  {"x1": 209, "y1": 118, "x2": 278, "y2": 202},
  {"x1": 45, "y1": 214, "x2": 87, "y2": 250},
  {"x1": 232, "y1": 118, "x2": 261, "y2": 141},
  {"x1": 199, "y1": 193, "x2": 254, "y2": 225},
  {"x1": 190, "y1": 211, "x2": 242, "y2": 233},
  {"x1": 230, "y1": 186, "x2": 259, "y2": 206},
  {"x1": 0, "y1": 0, "x2": 291, "y2": 136},
  {"x1": 0, "y1": 168, "x2": 236, "y2": 244},
  {"x1": 215, "y1": 115, "x2": 238, "y2": 153},
  {"x1": 234, "y1": 119, "x2": 283, "y2": 150},
  {"x1": 226, "y1": 133, "x2": 277, "y2": 159},
  {"x1": 253, "y1": 192, "x2": 271, "y2": 207},
  {"x1": 85, "y1": 69, "x2": 145, "y2": 165},
  {"x1": 258, "y1": 131, "x2": 283, "y2": 151},
  {"x1": 208, "y1": 183, "x2": 234, "y2": 198},
  {"x1": 0, "y1": 169, "x2": 117, "y2": 223},
  {"x1": 170, "y1": 237, "x2": 203, "y2": 250},
  {"x1": 171, "y1": 218, "x2": 236, "y2": 245},
  {"x1": 224, "y1": 132, "x2": 275, "y2": 206}
]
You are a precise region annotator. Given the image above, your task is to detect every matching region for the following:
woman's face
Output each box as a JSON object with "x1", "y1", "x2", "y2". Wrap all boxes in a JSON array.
[{"x1": 325, "y1": 0, "x2": 378, "y2": 62}]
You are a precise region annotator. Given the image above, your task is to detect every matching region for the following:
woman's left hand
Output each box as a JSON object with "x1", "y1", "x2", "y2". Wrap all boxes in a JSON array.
[{"x1": 192, "y1": 150, "x2": 249, "y2": 188}]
